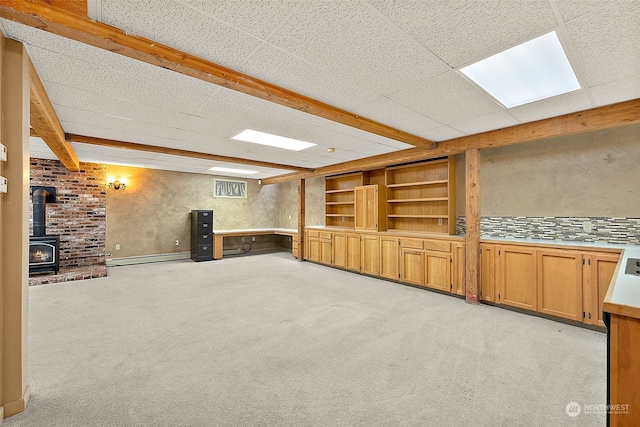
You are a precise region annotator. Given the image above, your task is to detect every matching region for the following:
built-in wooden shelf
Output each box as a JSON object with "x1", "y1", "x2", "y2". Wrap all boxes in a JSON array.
[
  {"x1": 386, "y1": 180, "x2": 448, "y2": 188},
  {"x1": 325, "y1": 172, "x2": 365, "y2": 228},
  {"x1": 385, "y1": 158, "x2": 456, "y2": 234}
]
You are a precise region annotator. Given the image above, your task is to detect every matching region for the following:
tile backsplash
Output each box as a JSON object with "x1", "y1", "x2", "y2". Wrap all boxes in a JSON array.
[{"x1": 456, "y1": 216, "x2": 640, "y2": 245}]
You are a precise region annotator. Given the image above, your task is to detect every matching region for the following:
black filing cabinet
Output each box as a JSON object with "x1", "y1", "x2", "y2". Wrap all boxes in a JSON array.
[{"x1": 191, "y1": 210, "x2": 214, "y2": 262}]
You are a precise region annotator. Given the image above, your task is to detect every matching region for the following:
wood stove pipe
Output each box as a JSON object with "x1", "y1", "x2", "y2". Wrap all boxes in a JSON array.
[{"x1": 31, "y1": 186, "x2": 56, "y2": 237}]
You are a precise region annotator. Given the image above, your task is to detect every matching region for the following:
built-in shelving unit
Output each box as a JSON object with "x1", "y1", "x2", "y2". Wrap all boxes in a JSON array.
[
  {"x1": 385, "y1": 158, "x2": 456, "y2": 234},
  {"x1": 324, "y1": 172, "x2": 364, "y2": 228}
]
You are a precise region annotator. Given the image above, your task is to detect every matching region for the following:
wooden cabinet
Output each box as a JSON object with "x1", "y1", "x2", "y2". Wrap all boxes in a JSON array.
[
  {"x1": 346, "y1": 234, "x2": 361, "y2": 272},
  {"x1": 385, "y1": 157, "x2": 455, "y2": 234},
  {"x1": 379, "y1": 236, "x2": 399, "y2": 280},
  {"x1": 584, "y1": 252, "x2": 620, "y2": 327},
  {"x1": 481, "y1": 242, "x2": 620, "y2": 326},
  {"x1": 497, "y1": 246, "x2": 537, "y2": 311},
  {"x1": 480, "y1": 243, "x2": 497, "y2": 302},
  {"x1": 355, "y1": 185, "x2": 385, "y2": 231},
  {"x1": 360, "y1": 235, "x2": 379, "y2": 276},
  {"x1": 400, "y1": 247, "x2": 424, "y2": 286},
  {"x1": 325, "y1": 172, "x2": 363, "y2": 228},
  {"x1": 537, "y1": 249, "x2": 583, "y2": 322},
  {"x1": 332, "y1": 233, "x2": 347, "y2": 269},
  {"x1": 306, "y1": 230, "x2": 332, "y2": 265},
  {"x1": 451, "y1": 242, "x2": 465, "y2": 296},
  {"x1": 425, "y1": 250, "x2": 451, "y2": 291}
]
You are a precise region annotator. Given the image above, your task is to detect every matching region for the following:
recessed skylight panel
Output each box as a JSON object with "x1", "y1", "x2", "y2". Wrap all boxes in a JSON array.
[
  {"x1": 459, "y1": 31, "x2": 580, "y2": 108},
  {"x1": 232, "y1": 129, "x2": 316, "y2": 151}
]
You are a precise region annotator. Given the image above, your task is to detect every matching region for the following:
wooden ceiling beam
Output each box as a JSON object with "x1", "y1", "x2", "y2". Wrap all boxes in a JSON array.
[
  {"x1": 28, "y1": 57, "x2": 80, "y2": 170},
  {"x1": 262, "y1": 98, "x2": 640, "y2": 184},
  {"x1": 0, "y1": 0, "x2": 436, "y2": 150},
  {"x1": 66, "y1": 133, "x2": 312, "y2": 172}
]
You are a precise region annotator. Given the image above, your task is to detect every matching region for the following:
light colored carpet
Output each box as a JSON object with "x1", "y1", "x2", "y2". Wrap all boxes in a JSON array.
[{"x1": 5, "y1": 252, "x2": 605, "y2": 426}]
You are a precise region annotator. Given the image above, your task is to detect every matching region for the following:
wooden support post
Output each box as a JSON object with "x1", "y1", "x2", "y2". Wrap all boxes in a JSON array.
[
  {"x1": 1, "y1": 36, "x2": 31, "y2": 419},
  {"x1": 297, "y1": 179, "x2": 305, "y2": 262},
  {"x1": 465, "y1": 149, "x2": 481, "y2": 304}
]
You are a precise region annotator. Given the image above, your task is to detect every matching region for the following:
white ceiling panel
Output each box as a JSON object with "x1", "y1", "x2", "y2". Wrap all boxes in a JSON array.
[
  {"x1": 266, "y1": 1, "x2": 450, "y2": 96},
  {"x1": 0, "y1": 0, "x2": 634, "y2": 179},
  {"x1": 563, "y1": 4, "x2": 640, "y2": 87},
  {"x1": 181, "y1": 0, "x2": 300, "y2": 40},
  {"x1": 369, "y1": 0, "x2": 557, "y2": 68},
  {"x1": 451, "y1": 111, "x2": 521, "y2": 136},
  {"x1": 508, "y1": 90, "x2": 594, "y2": 124},
  {"x1": 388, "y1": 71, "x2": 504, "y2": 127},
  {"x1": 590, "y1": 75, "x2": 640, "y2": 107},
  {"x1": 100, "y1": 0, "x2": 262, "y2": 71}
]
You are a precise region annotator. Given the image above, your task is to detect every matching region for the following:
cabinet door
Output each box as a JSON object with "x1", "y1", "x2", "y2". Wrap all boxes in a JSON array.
[
  {"x1": 400, "y1": 248, "x2": 425, "y2": 286},
  {"x1": 480, "y1": 244, "x2": 497, "y2": 302},
  {"x1": 425, "y1": 250, "x2": 451, "y2": 291},
  {"x1": 380, "y1": 237, "x2": 399, "y2": 280},
  {"x1": 537, "y1": 249, "x2": 583, "y2": 322},
  {"x1": 498, "y1": 246, "x2": 537, "y2": 311},
  {"x1": 308, "y1": 237, "x2": 320, "y2": 263},
  {"x1": 332, "y1": 233, "x2": 347, "y2": 268},
  {"x1": 452, "y1": 242, "x2": 465, "y2": 295},
  {"x1": 346, "y1": 234, "x2": 361, "y2": 272},
  {"x1": 355, "y1": 185, "x2": 379, "y2": 231},
  {"x1": 320, "y1": 239, "x2": 332, "y2": 265},
  {"x1": 585, "y1": 253, "x2": 619, "y2": 327},
  {"x1": 361, "y1": 235, "x2": 379, "y2": 275}
]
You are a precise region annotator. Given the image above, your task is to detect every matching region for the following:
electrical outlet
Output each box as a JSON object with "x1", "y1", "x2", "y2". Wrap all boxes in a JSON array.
[
  {"x1": 288, "y1": 215, "x2": 292, "y2": 219},
  {"x1": 115, "y1": 244, "x2": 120, "y2": 250},
  {"x1": 242, "y1": 236, "x2": 245, "y2": 241},
  {"x1": 438, "y1": 218, "x2": 443, "y2": 225},
  {"x1": 0, "y1": 176, "x2": 6, "y2": 193},
  {"x1": 252, "y1": 236, "x2": 256, "y2": 242},
  {"x1": 0, "y1": 143, "x2": 6, "y2": 161},
  {"x1": 175, "y1": 239, "x2": 179, "y2": 246},
  {"x1": 583, "y1": 221, "x2": 593, "y2": 232}
]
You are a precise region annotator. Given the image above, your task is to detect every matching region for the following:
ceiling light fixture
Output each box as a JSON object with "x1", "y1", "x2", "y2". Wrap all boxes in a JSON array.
[
  {"x1": 209, "y1": 166, "x2": 259, "y2": 175},
  {"x1": 232, "y1": 129, "x2": 316, "y2": 151},
  {"x1": 459, "y1": 31, "x2": 580, "y2": 108}
]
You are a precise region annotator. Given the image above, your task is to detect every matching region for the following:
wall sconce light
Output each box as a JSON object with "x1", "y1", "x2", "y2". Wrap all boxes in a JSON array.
[{"x1": 107, "y1": 176, "x2": 127, "y2": 190}]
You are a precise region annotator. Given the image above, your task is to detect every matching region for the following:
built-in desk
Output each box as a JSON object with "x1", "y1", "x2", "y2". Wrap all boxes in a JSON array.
[{"x1": 213, "y1": 228, "x2": 298, "y2": 260}]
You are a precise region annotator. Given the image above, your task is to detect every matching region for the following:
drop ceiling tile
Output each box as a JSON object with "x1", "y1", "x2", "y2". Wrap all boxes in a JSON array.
[
  {"x1": 508, "y1": 90, "x2": 594, "y2": 124},
  {"x1": 451, "y1": 111, "x2": 521, "y2": 136},
  {"x1": 62, "y1": 120, "x2": 172, "y2": 148},
  {"x1": 29, "y1": 137, "x2": 56, "y2": 160},
  {"x1": 236, "y1": 44, "x2": 380, "y2": 113},
  {"x1": 100, "y1": 0, "x2": 261, "y2": 71},
  {"x1": 181, "y1": 0, "x2": 299, "y2": 39},
  {"x1": 590, "y1": 75, "x2": 640, "y2": 107},
  {"x1": 564, "y1": 4, "x2": 640, "y2": 86},
  {"x1": 353, "y1": 143, "x2": 401, "y2": 156},
  {"x1": 369, "y1": 0, "x2": 557, "y2": 68},
  {"x1": 556, "y1": 0, "x2": 623, "y2": 23},
  {"x1": 388, "y1": 71, "x2": 503, "y2": 125},
  {"x1": 423, "y1": 126, "x2": 466, "y2": 142},
  {"x1": 267, "y1": 1, "x2": 450, "y2": 95},
  {"x1": 354, "y1": 96, "x2": 444, "y2": 138}
]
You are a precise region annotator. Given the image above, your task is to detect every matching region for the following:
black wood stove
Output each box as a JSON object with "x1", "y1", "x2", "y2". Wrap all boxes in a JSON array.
[{"x1": 29, "y1": 186, "x2": 60, "y2": 274}]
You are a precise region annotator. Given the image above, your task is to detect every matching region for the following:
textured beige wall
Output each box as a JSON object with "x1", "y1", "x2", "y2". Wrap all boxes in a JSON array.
[
  {"x1": 274, "y1": 176, "x2": 325, "y2": 228},
  {"x1": 456, "y1": 123, "x2": 640, "y2": 217},
  {"x1": 304, "y1": 176, "x2": 326, "y2": 226},
  {"x1": 106, "y1": 166, "x2": 278, "y2": 257}
]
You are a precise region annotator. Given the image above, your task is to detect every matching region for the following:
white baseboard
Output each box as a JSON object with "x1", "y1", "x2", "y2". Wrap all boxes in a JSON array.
[{"x1": 106, "y1": 251, "x2": 191, "y2": 267}]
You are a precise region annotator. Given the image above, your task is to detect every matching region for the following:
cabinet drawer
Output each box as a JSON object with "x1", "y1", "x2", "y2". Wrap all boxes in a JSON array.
[
  {"x1": 196, "y1": 232, "x2": 212, "y2": 243},
  {"x1": 308, "y1": 230, "x2": 320, "y2": 238},
  {"x1": 196, "y1": 244, "x2": 212, "y2": 257},
  {"x1": 319, "y1": 231, "x2": 332, "y2": 240},
  {"x1": 399, "y1": 238, "x2": 423, "y2": 249},
  {"x1": 424, "y1": 240, "x2": 451, "y2": 252},
  {"x1": 196, "y1": 222, "x2": 211, "y2": 233},
  {"x1": 196, "y1": 210, "x2": 213, "y2": 223}
]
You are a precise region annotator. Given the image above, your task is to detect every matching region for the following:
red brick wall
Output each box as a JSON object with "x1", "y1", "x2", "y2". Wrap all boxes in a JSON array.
[{"x1": 30, "y1": 158, "x2": 106, "y2": 268}]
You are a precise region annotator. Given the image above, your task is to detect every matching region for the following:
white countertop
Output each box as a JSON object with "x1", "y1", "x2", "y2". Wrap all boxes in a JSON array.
[
  {"x1": 604, "y1": 247, "x2": 640, "y2": 319},
  {"x1": 480, "y1": 236, "x2": 633, "y2": 251},
  {"x1": 214, "y1": 228, "x2": 298, "y2": 234}
]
